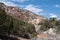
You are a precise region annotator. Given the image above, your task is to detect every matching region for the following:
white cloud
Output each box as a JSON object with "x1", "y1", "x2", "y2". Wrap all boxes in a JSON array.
[
  {"x1": 10, "y1": 0, "x2": 28, "y2": 3},
  {"x1": 0, "y1": 0, "x2": 28, "y2": 6},
  {"x1": 24, "y1": 4, "x2": 43, "y2": 15},
  {"x1": 20, "y1": 0, "x2": 28, "y2": 3},
  {"x1": 0, "y1": 0, "x2": 27, "y2": 2},
  {"x1": 40, "y1": 13, "x2": 48, "y2": 15},
  {"x1": 49, "y1": 13, "x2": 60, "y2": 20},
  {"x1": 0, "y1": 0, "x2": 18, "y2": 6},
  {"x1": 4, "y1": 2, "x2": 18, "y2": 6},
  {"x1": 49, "y1": 13, "x2": 57, "y2": 18},
  {"x1": 55, "y1": 4, "x2": 60, "y2": 8},
  {"x1": 0, "y1": 0, "x2": 43, "y2": 15},
  {"x1": 11, "y1": 0, "x2": 19, "y2": 1}
]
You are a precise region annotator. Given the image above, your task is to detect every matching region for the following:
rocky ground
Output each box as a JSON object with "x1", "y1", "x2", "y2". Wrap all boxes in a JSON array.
[{"x1": 31, "y1": 34, "x2": 60, "y2": 40}]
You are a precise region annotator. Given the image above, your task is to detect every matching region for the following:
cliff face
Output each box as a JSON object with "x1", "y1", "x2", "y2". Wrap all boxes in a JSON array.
[
  {"x1": 5, "y1": 6, "x2": 45, "y2": 24},
  {"x1": 5, "y1": 6, "x2": 27, "y2": 20}
]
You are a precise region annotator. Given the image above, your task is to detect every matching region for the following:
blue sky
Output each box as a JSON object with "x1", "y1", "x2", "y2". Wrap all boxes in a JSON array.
[{"x1": 0, "y1": 0, "x2": 60, "y2": 19}]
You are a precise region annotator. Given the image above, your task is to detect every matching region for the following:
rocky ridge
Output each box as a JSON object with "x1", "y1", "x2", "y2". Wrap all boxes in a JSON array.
[{"x1": 0, "y1": 2, "x2": 45, "y2": 32}]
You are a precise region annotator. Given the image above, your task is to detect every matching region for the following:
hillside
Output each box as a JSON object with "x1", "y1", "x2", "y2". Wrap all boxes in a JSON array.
[
  {"x1": 0, "y1": 7, "x2": 37, "y2": 39},
  {"x1": 0, "y1": 3, "x2": 45, "y2": 24},
  {"x1": 0, "y1": 2, "x2": 45, "y2": 32},
  {"x1": 5, "y1": 5, "x2": 45, "y2": 24},
  {"x1": 0, "y1": 2, "x2": 60, "y2": 40}
]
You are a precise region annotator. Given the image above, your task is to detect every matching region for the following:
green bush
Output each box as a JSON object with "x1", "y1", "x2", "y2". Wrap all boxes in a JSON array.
[{"x1": 0, "y1": 9, "x2": 37, "y2": 38}]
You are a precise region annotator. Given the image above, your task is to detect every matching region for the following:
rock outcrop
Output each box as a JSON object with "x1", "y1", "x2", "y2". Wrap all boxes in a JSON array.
[
  {"x1": 1, "y1": 3, "x2": 45, "y2": 32},
  {"x1": 5, "y1": 6, "x2": 45, "y2": 24},
  {"x1": 0, "y1": 2, "x2": 45, "y2": 36}
]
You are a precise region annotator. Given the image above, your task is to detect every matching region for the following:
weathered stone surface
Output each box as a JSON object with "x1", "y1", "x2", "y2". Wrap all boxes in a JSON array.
[{"x1": 31, "y1": 34, "x2": 60, "y2": 40}]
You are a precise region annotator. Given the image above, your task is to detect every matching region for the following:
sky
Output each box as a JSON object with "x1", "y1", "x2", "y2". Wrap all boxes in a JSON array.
[{"x1": 0, "y1": 0, "x2": 60, "y2": 19}]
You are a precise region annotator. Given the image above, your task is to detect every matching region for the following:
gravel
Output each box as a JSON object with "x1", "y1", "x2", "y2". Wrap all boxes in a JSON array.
[{"x1": 31, "y1": 34, "x2": 60, "y2": 40}]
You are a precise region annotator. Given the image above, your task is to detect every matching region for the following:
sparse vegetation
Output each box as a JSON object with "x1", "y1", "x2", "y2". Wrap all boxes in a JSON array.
[
  {"x1": 0, "y1": 9, "x2": 37, "y2": 39},
  {"x1": 0, "y1": 3, "x2": 60, "y2": 40},
  {"x1": 39, "y1": 17, "x2": 60, "y2": 34}
]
